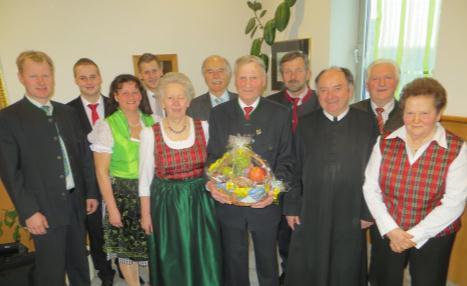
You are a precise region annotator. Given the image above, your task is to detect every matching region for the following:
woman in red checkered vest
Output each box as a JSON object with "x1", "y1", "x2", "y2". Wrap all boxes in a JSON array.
[
  {"x1": 138, "y1": 72, "x2": 221, "y2": 286},
  {"x1": 363, "y1": 77, "x2": 467, "y2": 286}
]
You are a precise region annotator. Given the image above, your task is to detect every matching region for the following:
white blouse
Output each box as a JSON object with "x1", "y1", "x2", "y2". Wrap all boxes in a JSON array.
[
  {"x1": 87, "y1": 119, "x2": 144, "y2": 153},
  {"x1": 138, "y1": 118, "x2": 209, "y2": 197}
]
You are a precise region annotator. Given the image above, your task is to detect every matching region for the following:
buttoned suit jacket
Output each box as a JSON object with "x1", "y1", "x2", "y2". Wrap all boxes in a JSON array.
[
  {"x1": 207, "y1": 97, "x2": 295, "y2": 228},
  {"x1": 0, "y1": 97, "x2": 98, "y2": 227},
  {"x1": 351, "y1": 98, "x2": 404, "y2": 133},
  {"x1": 187, "y1": 91, "x2": 237, "y2": 121},
  {"x1": 67, "y1": 95, "x2": 111, "y2": 137}
]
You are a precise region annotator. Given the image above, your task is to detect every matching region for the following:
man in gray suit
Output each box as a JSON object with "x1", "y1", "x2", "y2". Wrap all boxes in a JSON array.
[
  {"x1": 351, "y1": 59, "x2": 403, "y2": 134},
  {"x1": 187, "y1": 55, "x2": 237, "y2": 121}
]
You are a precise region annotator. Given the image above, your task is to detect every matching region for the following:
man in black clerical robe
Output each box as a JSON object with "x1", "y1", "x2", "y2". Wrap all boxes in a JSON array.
[{"x1": 284, "y1": 67, "x2": 378, "y2": 286}]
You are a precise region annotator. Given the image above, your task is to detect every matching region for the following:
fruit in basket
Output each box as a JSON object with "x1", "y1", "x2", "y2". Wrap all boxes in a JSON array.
[{"x1": 248, "y1": 166, "x2": 266, "y2": 183}]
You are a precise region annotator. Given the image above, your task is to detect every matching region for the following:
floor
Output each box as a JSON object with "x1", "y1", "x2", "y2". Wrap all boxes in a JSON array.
[{"x1": 90, "y1": 242, "x2": 457, "y2": 286}]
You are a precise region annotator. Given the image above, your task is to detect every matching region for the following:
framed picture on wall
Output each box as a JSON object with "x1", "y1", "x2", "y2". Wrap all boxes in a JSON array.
[
  {"x1": 271, "y1": 38, "x2": 310, "y2": 91},
  {"x1": 132, "y1": 54, "x2": 179, "y2": 76}
]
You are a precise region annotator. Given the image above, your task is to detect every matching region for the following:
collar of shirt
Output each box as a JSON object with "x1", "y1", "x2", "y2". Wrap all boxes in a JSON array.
[
  {"x1": 387, "y1": 122, "x2": 447, "y2": 149},
  {"x1": 209, "y1": 90, "x2": 230, "y2": 106},
  {"x1": 286, "y1": 86, "x2": 310, "y2": 106},
  {"x1": 238, "y1": 97, "x2": 260, "y2": 113},
  {"x1": 370, "y1": 98, "x2": 395, "y2": 122},
  {"x1": 322, "y1": 107, "x2": 349, "y2": 122},
  {"x1": 80, "y1": 95, "x2": 105, "y2": 124},
  {"x1": 25, "y1": 94, "x2": 53, "y2": 112}
]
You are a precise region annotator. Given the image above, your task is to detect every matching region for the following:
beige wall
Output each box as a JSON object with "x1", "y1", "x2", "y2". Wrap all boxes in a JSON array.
[
  {"x1": 1, "y1": 0, "x2": 465, "y2": 117},
  {"x1": 434, "y1": 0, "x2": 467, "y2": 117},
  {"x1": 0, "y1": 0, "x2": 252, "y2": 103}
]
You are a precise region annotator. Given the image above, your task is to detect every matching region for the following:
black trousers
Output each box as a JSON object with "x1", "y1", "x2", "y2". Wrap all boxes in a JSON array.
[
  {"x1": 219, "y1": 221, "x2": 280, "y2": 286},
  {"x1": 277, "y1": 215, "x2": 291, "y2": 275},
  {"x1": 31, "y1": 200, "x2": 90, "y2": 286},
  {"x1": 85, "y1": 200, "x2": 113, "y2": 280},
  {"x1": 369, "y1": 226, "x2": 456, "y2": 286}
]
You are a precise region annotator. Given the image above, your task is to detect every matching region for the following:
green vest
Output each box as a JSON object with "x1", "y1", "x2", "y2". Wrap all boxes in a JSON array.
[{"x1": 107, "y1": 109, "x2": 154, "y2": 179}]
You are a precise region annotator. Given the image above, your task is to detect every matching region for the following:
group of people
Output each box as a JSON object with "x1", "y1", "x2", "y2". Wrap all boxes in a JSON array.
[{"x1": 0, "y1": 49, "x2": 465, "y2": 286}]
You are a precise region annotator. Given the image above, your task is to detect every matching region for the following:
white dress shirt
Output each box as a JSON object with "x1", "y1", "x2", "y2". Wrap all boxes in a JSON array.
[
  {"x1": 238, "y1": 97, "x2": 260, "y2": 114},
  {"x1": 363, "y1": 124, "x2": 467, "y2": 248},
  {"x1": 80, "y1": 95, "x2": 105, "y2": 126},
  {"x1": 322, "y1": 107, "x2": 350, "y2": 122},
  {"x1": 147, "y1": 89, "x2": 164, "y2": 121},
  {"x1": 370, "y1": 99, "x2": 395, "y2": 123},
  {"x1": 138, "y1": 118, "x2": 209, "y2": 197}
]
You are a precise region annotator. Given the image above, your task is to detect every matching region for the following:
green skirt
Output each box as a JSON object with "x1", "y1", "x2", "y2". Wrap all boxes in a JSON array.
[{"x1": 148, "y1": 176, "x2": 221, "y2": 286}]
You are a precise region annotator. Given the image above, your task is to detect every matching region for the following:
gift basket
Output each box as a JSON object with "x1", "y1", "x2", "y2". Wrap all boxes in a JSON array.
[{"x1": 207, "y1": 135, "x2": 285, "y2": 206}]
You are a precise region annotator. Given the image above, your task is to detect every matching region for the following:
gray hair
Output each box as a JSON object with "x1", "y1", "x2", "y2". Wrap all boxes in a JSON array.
[
  {"x1": 201, "y1": 55, "x2": 232, "y2": 77},
  {"x1": 234, "y1": 55, "x2": 266, "y2": 77},
  {"x1": 156, "y1": 72, "x2": 196, "y2": 102},
  {"x1": 365, "y1": 59, "x2": 400, "y2": 82}
]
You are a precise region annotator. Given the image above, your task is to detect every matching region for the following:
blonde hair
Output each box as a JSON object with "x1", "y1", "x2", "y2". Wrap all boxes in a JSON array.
[{"x1": 16, "y1": 50, "x2": 54, "y2": 74}]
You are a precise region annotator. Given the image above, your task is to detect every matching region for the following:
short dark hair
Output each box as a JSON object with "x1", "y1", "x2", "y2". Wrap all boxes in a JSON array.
[
  {"x1": 315, "y1": 66, "x2": 354, "y2": 87},
  {"x1": 279, "y1": 50, "x2": 310, "y2": 72},
  {"x1": 73, "y1": 58, "x2": 100, "y2": 77},
  {"x1": 137, "y1": 53, "x2": 162, "y2": 72},
  {"x1": 107, "y1": 74, "x2": 152, "y2": 116},
  {"x1": 400, "y1": 77, "x2": 447, "y2": 113}
]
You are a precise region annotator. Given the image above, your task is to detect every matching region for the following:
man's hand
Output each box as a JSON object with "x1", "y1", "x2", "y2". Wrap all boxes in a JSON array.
[
  {"x1": 360, "y1": 220, "x2": 374, "y2": 229},
  {"x1": 386, "y1": 228, "x2": 416, "y2": 253},
  {"x1": 251, "y1": 191, "x2": 274, "y2": 208},
  {"x1": 86, "y1": 199, "x2": 99, "y2": 215},
  {"x1": 286, "y1": 216, "x2": 301, "y2": 230},
  {"x1": 25, "y1": 212, "x2": 49, "y2": 235},
  {"x1": 207, "y1": 180, "x2": 232, "y2": 204},
  {"x1": 140, "y1": 213, "x2": 153, "y2": 235}
]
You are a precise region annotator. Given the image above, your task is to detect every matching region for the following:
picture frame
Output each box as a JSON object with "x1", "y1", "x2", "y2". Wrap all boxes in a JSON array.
[
  {"x1": 132, "y1": 53, "x2": 179, "y2": 75},
  {"x1": 271, "y1": 38, "x2": 310, "y2": 91}
]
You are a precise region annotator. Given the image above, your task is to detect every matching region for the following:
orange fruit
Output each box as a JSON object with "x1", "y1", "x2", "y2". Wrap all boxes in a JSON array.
[{"x1": 248, "y1": 166, "x2": 266, "y2": 183}]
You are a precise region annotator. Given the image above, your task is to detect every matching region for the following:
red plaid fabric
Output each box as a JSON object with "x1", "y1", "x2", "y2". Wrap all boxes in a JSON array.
[
  {"x1": 153, "y1": 120, "x2": 207, "y2": 180},
  {"x1": 379, "y1": 131, "x2": 463, "y2": 236}
]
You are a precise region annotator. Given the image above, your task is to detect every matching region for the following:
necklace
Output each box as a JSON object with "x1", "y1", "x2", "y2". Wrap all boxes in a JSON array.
[
  {"x1": 166, "y1": 118, "x2": 187, "y2": 134},
  {"x1": 128, "y1": 121, "x2": 141, "y2": 128}
]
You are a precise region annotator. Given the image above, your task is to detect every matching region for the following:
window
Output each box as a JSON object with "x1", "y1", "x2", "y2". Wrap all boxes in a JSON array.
[{"x1": 360, "y1": 0, "x2": 443, "y2": 99}]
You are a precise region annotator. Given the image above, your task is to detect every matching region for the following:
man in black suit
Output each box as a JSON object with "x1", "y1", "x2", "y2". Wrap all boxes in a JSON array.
[
  {"x1": 0, "y1": 50, "x2": 98, "y2": 286},
  {"x1": 266, "y1": 51, "x2": 320, "y2": 284},
  {"x1": 351, "y1": 59, "x2": 403, "y2": 134},
  {"x1": 67, "y1": 58, "x2": 115, "y2": 286},
  {"x1": 207, "y1": 55, "x2": 294, "y2": 286},
  {"x1": 137, "y1": 53, "x2": 164, "y2": 121},
  {"x1": 187, "y1": 55, "x2": 237, "y2": 121}
]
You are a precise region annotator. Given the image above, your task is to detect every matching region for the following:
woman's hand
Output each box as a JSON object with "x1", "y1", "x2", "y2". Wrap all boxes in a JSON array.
[
  {"x1": 386, "y1": 228, "x2": 416, "y2": 253},
  {"x1": 108, "y1": 207, "x2": 123, "y2": 228},
  {"x1": 141, "y1": 213, "x2": 153, "y2": 235}
]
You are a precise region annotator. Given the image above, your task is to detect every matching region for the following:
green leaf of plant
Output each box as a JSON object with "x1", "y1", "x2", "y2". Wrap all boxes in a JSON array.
[
  {"x1": 6, "y1": 210, "x2": 17, "y2": 220},
  {"x1": 254, "y1": 2, "x2": 262, "y2": 11},
  {"x1": 250, "y1": 38, "x2": 262, "y2": 56},
  {"x1": 247, "y1": 1, "x2": 255, "y2": 10},
  {"x1": 250, "y1": 26, "x2": 258, "y2": 39},
  {"x1": 285, "y1": 0, "x2": 297, "y2": 7},
  {"x1": 264, "y1": 19, "x2": 276, "y2": 45},
  {"x1": 275, "y1": 2, "x2": 291, "y2": 32},
  {"x1": 245, "y1": 17, "x2": 256, "y2": 34},
  {"x1": 259, "y1": 53, "x2": 270, "y2": 72},
  {"x1": 4, "y1": 215, "x2": 14, "y2": 227},
  {"x1": 260, "y1": 10, "x2": 267, "y2": 18}
]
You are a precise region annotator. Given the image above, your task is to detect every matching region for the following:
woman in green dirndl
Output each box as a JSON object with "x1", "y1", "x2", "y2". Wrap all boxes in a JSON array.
[
  {"x1": 139, "y1": 72, "x2": 221, "y2": 286},
  {"x1": 89, "y1": 74, "x2": 154, "y2": 286}
]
